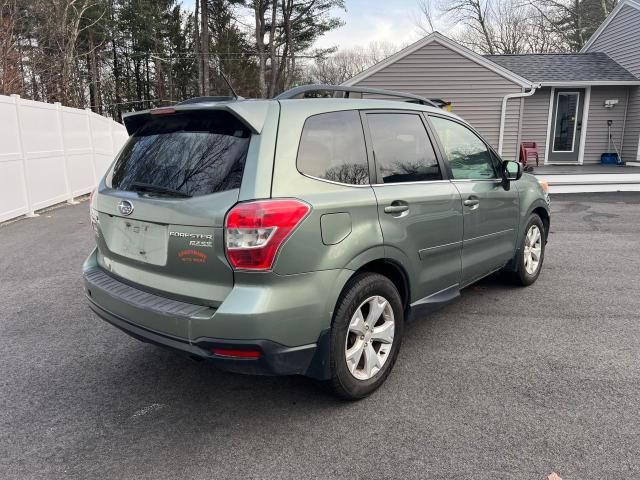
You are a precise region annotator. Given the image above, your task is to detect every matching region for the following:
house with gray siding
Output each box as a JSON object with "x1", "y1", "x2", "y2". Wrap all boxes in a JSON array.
[
  {"x1": 582, "y1": 0, "x2": 640, "y2": 163},
  {"x1": 343, "y1": 0, "x2": 640, "y2": 167}
]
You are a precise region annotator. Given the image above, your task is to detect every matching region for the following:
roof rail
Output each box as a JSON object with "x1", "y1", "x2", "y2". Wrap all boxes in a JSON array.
[{"x1": 274, "y1": 84, "x2": 438, "y2": 107}]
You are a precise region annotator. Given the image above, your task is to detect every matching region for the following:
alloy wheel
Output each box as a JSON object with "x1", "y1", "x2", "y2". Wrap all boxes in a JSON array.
[
  {"x1": 344, "y1": 295, "x2": 395, "y2": 381},
  {"x1": 523, "y1": 224, "x2": 542, "y2": 275}
]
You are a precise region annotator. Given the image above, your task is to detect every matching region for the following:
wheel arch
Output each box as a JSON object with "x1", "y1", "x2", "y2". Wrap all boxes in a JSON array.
[
  {"x1": 350, "y1": 259, "x2": 411, "y2": 310},
  {"x1": 506, "y1": 201, "x2": 550, "y2": 272},
  {"x1": 531, "y1": 206, "x2": 550, "y2": 241}
]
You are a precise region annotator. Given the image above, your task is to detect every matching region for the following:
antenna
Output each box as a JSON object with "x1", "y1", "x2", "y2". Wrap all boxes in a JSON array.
[
  {"x1": 214, "y1": 54, "x2": 240, "y2": 99},
  {"x1": 219, "y1": 70, "x2": 238, "y2": 99}
]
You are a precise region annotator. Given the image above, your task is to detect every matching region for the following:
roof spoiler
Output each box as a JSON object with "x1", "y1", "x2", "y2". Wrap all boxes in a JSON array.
[{"x1": 122, "y1": 100, "x2": 271, "y2": 136}]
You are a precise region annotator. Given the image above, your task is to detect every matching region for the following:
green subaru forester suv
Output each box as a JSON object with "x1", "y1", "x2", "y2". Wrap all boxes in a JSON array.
[{"x1": 84, "y1": 85, "x2": 550, "y2": 399}]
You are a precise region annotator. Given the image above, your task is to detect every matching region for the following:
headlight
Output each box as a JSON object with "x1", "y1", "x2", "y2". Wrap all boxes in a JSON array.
[
  {"x1": 538, "y1": 179, "x2": 549, "y2": 193},
  {"x1": 538, "y1": 180, "x2": 551, "y2": 205}
]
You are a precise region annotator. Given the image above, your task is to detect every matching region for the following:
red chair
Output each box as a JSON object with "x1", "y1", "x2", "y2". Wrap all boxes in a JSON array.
[{"x1": 519, "y1": 142, "x2": 539, "y2": 168}]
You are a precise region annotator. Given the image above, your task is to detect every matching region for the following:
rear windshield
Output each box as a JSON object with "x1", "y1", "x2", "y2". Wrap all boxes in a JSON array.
[{"x1": 110, "y1": 111, "x2": 251, "y2": 197}]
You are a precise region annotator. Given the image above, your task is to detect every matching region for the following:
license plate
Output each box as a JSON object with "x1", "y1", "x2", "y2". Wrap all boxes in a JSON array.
[{"x1": 111, "y1": 218, "x2": 168, "y2": 266}]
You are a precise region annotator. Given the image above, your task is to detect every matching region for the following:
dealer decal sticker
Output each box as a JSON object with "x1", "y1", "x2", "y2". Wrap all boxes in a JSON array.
[{"x1": 178, "y1": 249, "x2": 208, "y2": 264}]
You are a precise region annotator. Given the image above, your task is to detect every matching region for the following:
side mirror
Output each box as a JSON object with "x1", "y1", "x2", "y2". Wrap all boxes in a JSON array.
[
  {"x1": 503, "y1": 160, "x2": 523, "y2": 181},
  {"x1": 500, "y1": 160, "x2": 521, "y2": 191}
]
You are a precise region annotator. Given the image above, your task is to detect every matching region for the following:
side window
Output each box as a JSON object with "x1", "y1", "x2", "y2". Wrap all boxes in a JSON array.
[
  {"x1": 367, "y1": 113, "x2": 442, "y2": 183},
  {"x1": 489, "y1": 150, "x2": 505, "y2": 174},
  {"x1": 430, "y1": 116, "x2": 497, "y2": 180},
  {"x1": 297, "y1": 110, "x2": 369, "y2": 185}
]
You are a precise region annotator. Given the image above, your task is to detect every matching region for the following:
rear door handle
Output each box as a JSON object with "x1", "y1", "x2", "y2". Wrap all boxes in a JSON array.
[
  {"x1": 463, "y1": 199, "x2": 479, "y2": 207},
  {"x1": 384, "y1": 205, "x2": 409, "y2": 214}
]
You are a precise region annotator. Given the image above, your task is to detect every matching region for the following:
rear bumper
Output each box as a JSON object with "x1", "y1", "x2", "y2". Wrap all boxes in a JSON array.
[
  {"x1": 82, "y1": 248, "x2": 341, "y2": 379},
  {"x1": 86, "y1": 294, "x2": 330, "y2": 379}
]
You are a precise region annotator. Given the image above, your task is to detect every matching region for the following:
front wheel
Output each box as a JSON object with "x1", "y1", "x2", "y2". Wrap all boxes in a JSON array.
[
  {"x1": 505, "y1": 214, "x2": 546, "y2": 286},
  {"x1": 330, "y1": 273, "x2": 404, "y2": 400}
]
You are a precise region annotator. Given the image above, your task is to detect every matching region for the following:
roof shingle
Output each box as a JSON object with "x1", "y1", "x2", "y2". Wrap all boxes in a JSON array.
[{"x1": 485, "y1": 52, "x2": 639, "y2": 83}]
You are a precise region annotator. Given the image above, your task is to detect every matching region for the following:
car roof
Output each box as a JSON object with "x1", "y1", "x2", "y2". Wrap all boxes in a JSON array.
[
  {"x1": 122, "y1": 96, "x2": 464, "y2": 136},
  {"x1": 275, "y1": 97, "x2": 464, "y2": 123}
]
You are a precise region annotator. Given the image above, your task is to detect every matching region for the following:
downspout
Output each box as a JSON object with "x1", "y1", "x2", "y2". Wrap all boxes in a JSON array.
[
  {"x1": 620, "y1": 87, "x2": 630, "y2": 157},
  {"x1": 498, "y1": 83, "x2": 541, "y2": 156}
]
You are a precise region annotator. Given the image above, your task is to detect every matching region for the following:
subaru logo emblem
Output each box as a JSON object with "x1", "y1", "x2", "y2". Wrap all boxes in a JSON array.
[{"x1": 118, "y1": 200, "x2": 134, "y2": 216}]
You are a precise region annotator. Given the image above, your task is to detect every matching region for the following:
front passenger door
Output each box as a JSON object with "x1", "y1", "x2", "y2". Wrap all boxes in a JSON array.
[{"x1": 429, "y1": 115, "x2": 519, "y2": 286}]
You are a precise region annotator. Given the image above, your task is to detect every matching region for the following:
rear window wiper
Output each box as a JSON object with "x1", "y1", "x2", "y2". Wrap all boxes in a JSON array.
[{"x1": 129, "y1": 181, "x2": 192, "y2": 198}]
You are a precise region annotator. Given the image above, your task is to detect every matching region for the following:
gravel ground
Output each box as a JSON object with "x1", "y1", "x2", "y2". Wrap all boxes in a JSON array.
[{"x1": 1, "y1": 193, "x2": 640, "y2": 480}]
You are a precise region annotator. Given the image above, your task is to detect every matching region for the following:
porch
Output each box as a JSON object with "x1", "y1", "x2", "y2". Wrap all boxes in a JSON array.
[
  {"x1": 531, "y1": 163, "x2": 640, "y2": 193},
  {"x1": 533, "y1": 163, "x2": 640, "y2": 174}
]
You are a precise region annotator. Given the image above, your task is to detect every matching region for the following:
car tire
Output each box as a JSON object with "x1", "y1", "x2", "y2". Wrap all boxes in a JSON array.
[
  {"x1": 505, "y1": 213, "x2": 546, "y2": 286},
  {"x1": 329, "y1": 272, "x2": 404, "y2": 400}
]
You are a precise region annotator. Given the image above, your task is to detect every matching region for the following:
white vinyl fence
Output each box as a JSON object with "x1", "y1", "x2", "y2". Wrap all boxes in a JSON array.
[{"x1": 0, "y1": 94, "x2": 129, "y2": 223}]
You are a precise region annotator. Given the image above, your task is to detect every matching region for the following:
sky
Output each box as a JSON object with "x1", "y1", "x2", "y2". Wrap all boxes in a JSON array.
[
  {"x1": 180, "y1": 0, "x2": 427, "y2": 50},
  {"x1": 312, "y1": 0, "x2": 424, "y2": 49}
]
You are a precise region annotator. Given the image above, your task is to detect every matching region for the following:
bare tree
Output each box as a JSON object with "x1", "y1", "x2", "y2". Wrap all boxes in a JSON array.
[
  {"x1": 194, "y1": 0, "x2": 202, "y2": 95},
  {"x1": 600, "y1": 0, "x2": 614, "y2": 16},
  {"x1": 325, "y1": 163, "x2": 369, "y2": 185},
  {"x1": 200, "y1": 0, "x2": 210, "y2": 95},
  {"x1": 252, "y1": 0, "x2": 269, "y2": 97},
  {"x1": 365, "y1": 41, "x2": 404, "y2": 63},
  {"x1": 415, "y1": 0, "x2": 438, "y2": 34},
  {"x1": 35, "y1": 0, "x2": 104, "y2": 104},
  {"x1": 490, "y1": 0, "x2": 562, "y2": 53},
  {"x1": 444, "y1": 0, "x2": 496, "y2": 54},
  {"x1": 310, "y1": 49, "x2": 370, "y2": 85},
  {"x1": 250, "y1": 0, "x2": 344, "y2": 98},
  {"x1": 529, "y1": 0, "x2": 617, "y2": 51},
  {"x1": 309, "y1": 41, "x2": 404, "y2": 85},
  {"x1": 0, "y1": 0, "x2": 21, "y2": 95},
  {"x1": 415, "y1": 0, "x2": 566, "y2": 54}
]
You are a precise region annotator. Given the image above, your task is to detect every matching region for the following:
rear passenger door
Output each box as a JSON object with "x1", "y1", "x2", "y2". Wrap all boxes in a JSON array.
[
  {"x1": 428, "y1": 115, "x2": 519, "y2": 286},
  {"x1": 363, "y1": 111, "x2": 463, "y2": 302}
]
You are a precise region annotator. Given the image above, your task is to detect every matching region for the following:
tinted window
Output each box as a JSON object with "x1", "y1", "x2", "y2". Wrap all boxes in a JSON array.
[
  {"x1": 297, "y1": 111, "x2": 369, "y2": 185},
  {"x1": 430, "y1": 116, "x2": 497, "y2": 180},
  {"x1": 111, "y1": 111, "x2": 250, "y2": 197},
  {"x1": 367, "y1": 113, "x2": 441, "y2": 183}
]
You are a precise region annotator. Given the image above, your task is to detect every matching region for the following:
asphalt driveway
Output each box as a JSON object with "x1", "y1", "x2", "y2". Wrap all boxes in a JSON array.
[{"x1": 1, "y1": 193, "x2": 640, "y2": 480}]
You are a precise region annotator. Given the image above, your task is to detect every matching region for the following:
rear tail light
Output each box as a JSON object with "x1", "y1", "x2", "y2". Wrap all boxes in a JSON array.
[{"x1": 224, "y1": 199, "x2": 310, "y2": 271}]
